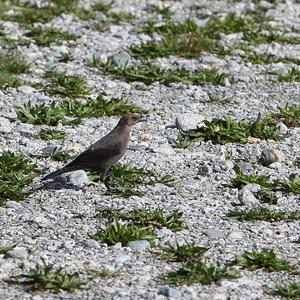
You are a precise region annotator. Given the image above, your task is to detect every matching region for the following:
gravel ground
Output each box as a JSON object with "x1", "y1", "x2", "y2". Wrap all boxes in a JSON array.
[{"x1": 0, "y1": 0, "x2": 299, "y2": 299}]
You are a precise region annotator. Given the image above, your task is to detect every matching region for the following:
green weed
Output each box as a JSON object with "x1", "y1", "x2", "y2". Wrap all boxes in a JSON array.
[
  {"x1": 0, "y1": 52, "x2": 29, "y2": 89},
  {"x1": 43, "y1": 71, "x2": 92, "y2": 98},
  {"x1": 0, "y1": 152, "x2": 42, "y2": 205},
  {"x1": 39, "y1": 148, "x2": 73, "y2": 162},
  {"x1": 0, "y1": 245, "x2": 15, "y2": 256},
  {"x1": 176, "y1": 116, "x2": 281, "y2": 148},
  {"x1": 89, "y1": 57, "x2": 229, "y2": 86},
  {"x1": 35, "y1": 129, "x2": 66, "y2": 141},
  {"x1": 160, "y1": 241, "x2": 209, "y2": 262},
  {"x1": 104, "y1": 161, "x2": 174, "y2": 197},
  {"x1": 235, "y1": 247, "x2": 296, "y2": 272},
  {"x1": 269, "y1": 105, "x2": 300, "y2": 127},
  {"x1": 5, "y1": 258, "x2": 84, "y2": 291},
  {"x1": 230, "y1": 171, "x2": 273, "y2": 189},
  {"x1": 227, "y1": 206, "x2": 300, "y2": 222},
  {"x1": 25, "y1": 27, "x2": 77, "y2": 46},
  {"x1": 276, "y1": 68, "x2": 300, "y2": 82},
  {"x1": 274, "y1": 283, "x2": 300, "y2": 299},
  {"x1": 97, "y1": 208, "x2": 184, "y2": 231},
  {"x1": 160, "y1": 261, "x2": 237, "y2": 286},
  {"x1": 279, "y1": 174, "x2": 300, "y2": 194},
  {"x1": 90, "y1": 218, "x2": 156, "y2": 246}
]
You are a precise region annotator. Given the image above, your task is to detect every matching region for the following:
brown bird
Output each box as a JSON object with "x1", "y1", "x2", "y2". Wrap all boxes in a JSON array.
[{"x1": 42, "y1": 114, "x2": 146, "y2": 182}]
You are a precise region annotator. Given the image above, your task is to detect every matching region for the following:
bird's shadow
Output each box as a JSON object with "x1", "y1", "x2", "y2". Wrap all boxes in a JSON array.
[{"x1": 34, "y1": 179, "x2": 84, "y2": 192}]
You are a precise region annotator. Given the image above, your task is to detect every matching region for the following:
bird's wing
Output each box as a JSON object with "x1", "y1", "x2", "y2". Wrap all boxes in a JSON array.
[{"x1": 67, "y1": 140, "x2": 123, "y2": 169}]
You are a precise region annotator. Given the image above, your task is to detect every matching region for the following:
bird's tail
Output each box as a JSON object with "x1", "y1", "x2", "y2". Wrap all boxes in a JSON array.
[{"x1": 42, "y1": 166, "x2": 74, "y2": 181}]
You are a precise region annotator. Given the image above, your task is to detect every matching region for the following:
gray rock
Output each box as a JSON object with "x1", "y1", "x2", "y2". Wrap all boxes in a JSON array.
[
  {"x1": 63, "y1": 170, "x2": 89, "y2": 186},
  {"x1": 33, "y1": 216, "x2": 52, "y2": 228},
  {"x1": 115, "y1": 254, "x2": 131, "y2": 264},
  {"x1": 127, "y1": 240, "x2": 151, "y2": 252},
  {"x1": 260, "y1": 148, "x2": 284, "y2": 166},
  {"x1": 6, "y1": 201, "x2": 22, "y2": 209},
  {"x1": 111, "y1": 50, "x2": 131, "y2": 68},
  {"x1": 175, "y1": 114, "x2": 205, "y2": 131},
  {"x1": 0, "y1": 117, "x2": 12, "y2": 133},
  {"x1": 276, "y1": 122, "x2": 288, "y2": 135},
  {"x1": 204, "y1": 229, "x2": 224, "y2": 239},
  {"x1": 238, "y1": 185, "x2": 260, "y2": 205},
  {"x1": 227, "y1": 231, "x2": 244, "y2": 240},
  {"x1": 6, "y1": 247, "x2": 28, "y2": 260},
  {"x1": 159, "y1": 287, "x2": 181, "y2": 299},
  {"x1": 233, "y1": 161, "x2": 254, "y2": 176},
  {"x1": 152, "y1": 143, "x2": 175, "y2": 155},
  {"x1": 198, "y1": 162, "x2": 213, "y2": 176},
  {"x1": 18, "y1": 85, "x2": 36, "y2": 94},
  {"x1": 84, "y1": 239, "x2": 100, "y2": 249}
]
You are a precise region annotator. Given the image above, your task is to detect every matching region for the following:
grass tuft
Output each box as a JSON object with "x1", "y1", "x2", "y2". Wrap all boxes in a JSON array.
[
  {"x1": 43, "y1": 70, "x2": 92, "y2": 98},
  {"x1": 235, "y1": 247, "x2": 296, "y2": 272},
  {"x1": 90, "y1": 218, "x2": 156, "y2": 246},
  {"x1": 0, "y1": 52, "x2": 29, "y2": 89},
  {"x1": 279, "y1": 174, "x2": 300, "y2": 194},
  {"x1": 89, "y1": 57, "x2": 229, "y2": 86},
  {"x1": 176, "y1": 116, "x2": 281, "y2": 148},
  {"x1": 160, "y1": 241, "x2": 209, "y2": 262},
  {"x1": 227, "y1": 206, "x2": 300, "y2": 222},
  {"x1": 230, "y1": 171, "x2": 273, "y2": 189},
  {"x1": 0, "y1": 152, "x2": 42, "y2": 205},
  {"x1": 25, "y1": 27, "x2": 77, "y2": 46},
  {"x1": 39, "y1": 148, "x2": 73, "y2": 162},
  {"x1": 97, "y1": 208, "x2": 184, "y2": 231},
  {"x1": 274, "y1": 283, "x2": 300, "y2": 299},
  {"x1": 269, "y1": 105, "x2": 300, "y2": 127},
  {"x1": 276, "y1": 68, "x2": 300, "y2": 82},
  {"x1": 0, "y1": 245, "x2": 15, "y2": 256},
  {"x1": 160, "y1": 261, "x2": 238, "y2": 286},
  {"x1": 101, "y1": 161, "x2": 174, "y2": 197},
  {"x1": 35, "y1": 129, "x2": 66, "y2": 141},
  {"x1": 16, "y1": 96, "x2": 145, "y2": 126},
  {"x1": 5, "y1": 258, "x2": 84, "y2": 291}
]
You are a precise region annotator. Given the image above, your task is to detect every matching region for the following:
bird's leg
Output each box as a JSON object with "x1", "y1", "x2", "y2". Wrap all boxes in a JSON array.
[{"x1": 101, "y1": 169, "x2": 112, "y2": 192}]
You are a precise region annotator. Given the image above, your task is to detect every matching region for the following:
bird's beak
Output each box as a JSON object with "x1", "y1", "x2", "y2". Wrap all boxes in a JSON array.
[{"x1": 137, "y1": 116, "x2": 147, "y2": 123}]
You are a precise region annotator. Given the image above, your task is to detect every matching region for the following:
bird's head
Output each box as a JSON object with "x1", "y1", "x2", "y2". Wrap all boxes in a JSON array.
[{"x1": 120, "y1": 114, "x2": 146, "y2": 127}]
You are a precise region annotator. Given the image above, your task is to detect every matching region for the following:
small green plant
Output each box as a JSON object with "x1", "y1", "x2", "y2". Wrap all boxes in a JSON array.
[
  {"x1": 35, "y1": 129, "x2": 66, "y2": 140},
  {"x1": 16, "y1": 101, "x2": 80, "y2": 126},
  {"x1": 25, "y1": 27, "x2": 77, "y2": 46},
  {"x1": 227, "y1": 206, "x2": 300, "y2": 222},
  {"x1": 132, "y1": 20, "x2": 215, "y2": 59},
  {"x1": 235, "y1": 247, "x2": 296, "y2": 272},
  {"x1": 39, "y1": 148, "x2": 73, "y2": 162},
  {"x1": 230, "y1": 171, "x2": 273, "y2": 189},
  {"x1": 276, "y1": 68, "x2": 300, "y2": 82},
  {"x1": 57, "y1": 52, "x2": 74, "y2": 63},
  {"x1": 160, "y1": 261, "x2": 237, "y2": 286},
  {"x1": 274, "y1": 283, "x2": 300, "y2": 299},
  {"x1": 269, "y1": 105, "x2": 300, "y2": 127},
  {"x1": 0, "y1": 152, "x2": 42, "y2": 205},
  {"x1": 0, "y1": 52, "x2": 29, "y2": 89},
  {"x1": 90, "y1": 218, "x2": 156, "y2": 246},
  {"x1": 0, "y1": 245, "x2": 15, "y2": 256},
  {"x1": 5, "y1": 259, "x2": 84, "y2": 291},
  {"x1": 89, "y1": 57, "x2": 229, "y2": 86},
  {"x1": 160, "y1": 241, "x2": 209, "y2": 262},
  {"x1": 279, "y1": 174, "x2": 300, "y2": 194},
  {"x1": 60, "y1": 95, "x2": 146, "y2": 118},
  {"x1": 294, "y1": 157, "x2": 300, "y2": 167},
  {"x1": 97, "y1": 208, "x2": 184, "y2": 231},
  {"x1": 17, "y1": 96, "x2": 143, "y2": 126},
  {"x1": 104, "y1": 161, "x2": 174, "y2": 197},
  {"x1": 177, "y1": 116, "x2": 281, "y2": 148},
  {"x1": 43, "y1": 70, "x2": 92, "y2": 98}
]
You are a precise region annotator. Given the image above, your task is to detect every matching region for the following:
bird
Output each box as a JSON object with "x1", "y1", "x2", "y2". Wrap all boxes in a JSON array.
[{"x1": 42, "y1": 114, "x2": 146, "y2": 182}]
